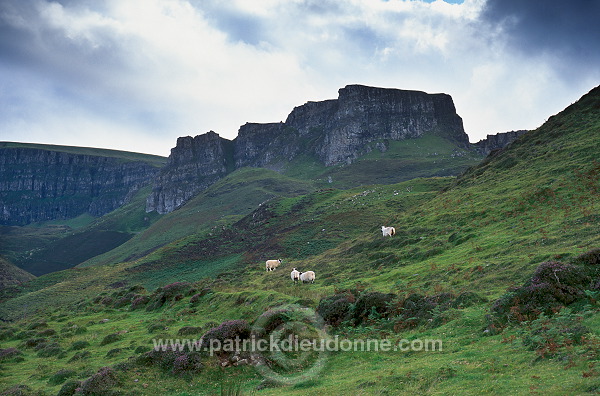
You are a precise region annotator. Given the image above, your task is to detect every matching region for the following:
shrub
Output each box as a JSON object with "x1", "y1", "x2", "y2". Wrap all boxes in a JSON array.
[
  {"x1": 393, "y1": 293, "x2": 455, "y2": 330},
  {"x1": 130, "y1": 295, "x2": 150, "y2": 310},
  {"x1": 145, "y1": 282, "x2": 193, "y2": 311},
  {"x1": 177, "y1": 326, "x2": 203, "y2": 336},
  {"x1": 189, "y1": 288, "x2": 213, "y2": 304},
  {"x1": 317, "y1": 293, "x2": 355, "y2": 327},
  {"x1": 68, "y1": 351, "x2": 91, "y2": 362},
  {"x1": 451, "y1": 292, "x2": 487, "y2": 309},
  {"x1": 352, "y1": 292, "x2": 396, "y2": 325},
  {"x1": 70, "y1": 340, "x2": 90, "y2": 350},
  {"x1": 23, "y1": 337, "x2": 47, "y2": 348},
  {"x1": 0, "y1": 385, "x2": 33, "y2": 395},
  {"x1": 521, "y1": 309, "x2": 591, "y2": 359},
  {"x1": 78, "y1": 366, "x2": 120, "y2": 395},
  {"x1": 0, "y1": 329, "x2": 16, "y2": 341},
  {"x1": 105, "y1": 348, "x2": 122, "y2": 358},
  {"x1": 100, "y1": 333, "x2": 122, "y2": 346},
  {"x1": 48, "y1": 369, "x2": 77, "y2": 386},
  {"x1": 56, "y1": 380, "x2": 81, "y2": 396},
  {"x1": 491, "y1": 260, "x2": 592, "y2": 328},
  {"x1": 26, "y1": 321, "x2": 47, "y2": 330},
  {"x1": 0, "y1": 347, "x2": 23, "y2": 362},
  {"x1": 36, "y1": 342, "x2": 64, "y2": 358},
  {"x1": 36, "y1": 328, "x2": 57, "y2": 337},
  {"x1": 200, "y1": 320, "x2": 250, "y2": 351},
  {"x1": 135, "y1": 348, "x2": 203, "y2": 375}
]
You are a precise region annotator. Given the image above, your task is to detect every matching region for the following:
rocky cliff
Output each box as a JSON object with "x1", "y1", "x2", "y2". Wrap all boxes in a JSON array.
[
  {"x1": 473, "y1": 130, "x2": 528, "y2": 156},
  {"x1": 0, "y1": 145, "x2": 164, "y2": 225},
  {"x1": 146, "y1": 132, "x2": 233, "y2": 213},
  {"x1": 147, "y1": 85, "x2": 471, "y2": 214}
]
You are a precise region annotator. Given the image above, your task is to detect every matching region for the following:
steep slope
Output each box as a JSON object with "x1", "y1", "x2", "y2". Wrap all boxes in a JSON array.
[
  {"x1": 0, "y1": 256, "x2": 34, "y2": 290},
  {"x1": 0, "y1": 142, "x2": 166, "y2": 225}
]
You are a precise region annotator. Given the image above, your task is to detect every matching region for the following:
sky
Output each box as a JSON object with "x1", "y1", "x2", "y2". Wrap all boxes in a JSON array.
[{"x1": 0, "y1": 0, "x2": 598, "y2": 157}]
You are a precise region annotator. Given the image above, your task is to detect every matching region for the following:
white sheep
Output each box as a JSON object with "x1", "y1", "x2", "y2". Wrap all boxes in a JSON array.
[
  {"x1": 299, "y1": 270, "x2": 315, "y2": 284},
  {"x1": 290, "y1": 268, "x2": 300, "y2": 283},
  {"x1": 265, "y1": 259, "x2": 282, "y2": 271},
  {"x1": 381, "y1": 226, "x2": 396, "y2": 237}
]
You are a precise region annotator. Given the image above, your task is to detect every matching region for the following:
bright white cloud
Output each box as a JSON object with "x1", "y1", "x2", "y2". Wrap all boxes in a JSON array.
[{"x1": 0, "y1": 0, "x2": 597, "y2": 155}]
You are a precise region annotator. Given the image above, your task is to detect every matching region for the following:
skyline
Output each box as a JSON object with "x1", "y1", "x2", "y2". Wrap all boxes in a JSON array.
[{"x1": 1, "y1": 0, "x2": 599, "y2": 156}]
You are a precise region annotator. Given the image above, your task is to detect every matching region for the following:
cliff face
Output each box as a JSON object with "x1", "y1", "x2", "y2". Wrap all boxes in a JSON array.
[
  {"x1": 147, "y1": 85, "x2": 471, "y2": 213},
  {"x1": 0, "y1": 147, "x2": 161, "y2": 225},
  {"x1": 473, "y1": 130, "x2": 528, "y2": 156},
  {"x1": 145, "y1": 132, "x2": 233, "y2": 213}
]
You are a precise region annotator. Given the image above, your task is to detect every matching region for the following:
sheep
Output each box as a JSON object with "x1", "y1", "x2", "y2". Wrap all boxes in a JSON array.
[
  {"x1": 290, "y1": 268, "x2": 300, "y2": 283},
  {"x1": 381, "y1": 226, "x2": 396, "y2": 237},
  {"x1": 265, "y1": 259, "x2": 282, "y2": 271},
  {"x1": 299, "y1": 271, "x2": 315, "y2": 284}
]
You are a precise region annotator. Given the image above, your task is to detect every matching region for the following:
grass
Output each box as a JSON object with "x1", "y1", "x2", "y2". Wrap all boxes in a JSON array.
[
  {"x1": 0, "y1": 141, "x2": 167, "y2": 167},
  {"x1": 0, "y1": 86, "x2": 599, "y2": 394}
]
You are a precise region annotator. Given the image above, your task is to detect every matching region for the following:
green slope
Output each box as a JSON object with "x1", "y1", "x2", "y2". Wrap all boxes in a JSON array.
[
  {"x1": 0, "y1": 86, "x2": 598, "y2": 395},
  {"x1": 0, "y1": 141, "x2": 167, "y2": 167}
]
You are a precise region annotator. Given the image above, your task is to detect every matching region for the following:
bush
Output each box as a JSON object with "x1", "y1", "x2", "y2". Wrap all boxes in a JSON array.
[
  {"x1": 36, "y1": 342, "x2": 64, "y2": 358},
  {"x1": 200, "y1": 320, "x2": 250, "y2": 351},
  {"x1": 0, "y1": 348, "x2": 23, "y2": 362},
  {"x1": 68, "y1": 351, "x2": 91, "y2": 362},
  {"x1": 146, "y1": 282, "x2": 192, "y2": 311},
  {"x1": 130, "y1": 295, "x2": 149, "y2": 310},
  {"x1": 352, "y1": 292, "x2": 396, "y2": 325},
  {"x1": 521, "y1": 309, "x2": 592, "y2": 359},
  {"x1": 189, "y1": 288, "x2": 213, "y2": 304},
  {"x1": 0, "y1": 385, "x2": 33, "y2": 396},
  {"x1": 78, "y1": 366, "x2": 120, "y2": 395},
  {"x1": 23, "y1": 337, "x2": 47, "y2": 348},
  {"x1": 135, "y1": 348, "x2": 204, "y2": 375},
  {"x1": 100, "y1": 333, "x2": 122, "y2": 346},
  {"x1": 70, "y1": 340, "x2": 90, "y2": 350},
  {"x1": 56, "y1": 380, "x2": 81, "y2": 396},
  {"x1": 177, "y1": 326, "x2": 203, "y2": 336},
  {"x1": 491, "y1": 260, "x2": 592, "y2": 328},
  {"x1": 36, "y1": 328, "x2": 56, "y2": 337},
  {"x1": 0, "y1": 329, "x2": 16, "y2": 341},
  {"x1": 48, "y1": 369, "x2": 77, "y2": 386},
  {"x1": 393, "y1": 293, "x2": 455, "y2": 330},
  {"x1": 105, "y1": 348, "x2": 122, "y2": 358},
  {"x1": 26, "y1": 321, "x2": 47, "y2": 330},
  {"x1": 317, "y1": 293, "x2": 355, "y2": 327}
]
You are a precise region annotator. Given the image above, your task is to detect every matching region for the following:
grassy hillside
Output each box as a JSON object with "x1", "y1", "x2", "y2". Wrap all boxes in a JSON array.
[
  {"x1": 0, "y1": 141, "x2": 167, "y2": 167},
  {"x1": 0, "y1": 86, "x2": 598, "y2": 395},
  {"x1": 0, "y1": 256, "x2": 34, "y2": 290},
  {"x1": 283, "y1": 134, "x2": 483, "y2": 188}
]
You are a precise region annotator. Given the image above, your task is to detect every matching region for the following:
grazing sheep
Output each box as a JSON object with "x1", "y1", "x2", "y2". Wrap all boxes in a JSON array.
[
  {"x1": 299, "y1": 271, "x2": 316, "y2": 284},
  {"x1": 265, "y1": 259, "x2": 282, "y2": 271},
  {"x1": 290, "y1": 268, "x2": 300, "y2": 283},
  {"x1": 381, "y1": 226, "x2": 396, "y2": 237}
]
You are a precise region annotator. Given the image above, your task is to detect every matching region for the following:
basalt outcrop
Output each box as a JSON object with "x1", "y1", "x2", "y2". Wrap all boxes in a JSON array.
[
  {"x1": 147, "y1": 85, "x2": 471, "y2": 214},
  {"x1": 0, "y1": 145, "x2": 163, "y2": 225}
]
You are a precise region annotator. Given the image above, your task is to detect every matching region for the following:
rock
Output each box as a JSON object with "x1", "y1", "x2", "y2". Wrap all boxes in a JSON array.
[
  {"x1": 146, "y1": 85, "x2": 473, "y2": 214},
  {"x1": 0, "y1": 145, "x2": 162, "y2": 225}
]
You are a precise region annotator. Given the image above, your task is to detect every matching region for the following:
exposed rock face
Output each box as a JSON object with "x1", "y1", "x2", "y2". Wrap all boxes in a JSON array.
[
  {"x1": 146, "y1": 132, "x2": 234, "y2": 213},
  {"x1": 473, "y1": 130, "x2": 528, "y2": 156},
  {"x1": 147, "y1": 85, "x2": 470, "y2": 213},
  {"x1": 309, "y1": 85, "x2": 468, "y2": 165},
  {"x1": 0, "y1": 147, "x2": 161, "y2": 225}
]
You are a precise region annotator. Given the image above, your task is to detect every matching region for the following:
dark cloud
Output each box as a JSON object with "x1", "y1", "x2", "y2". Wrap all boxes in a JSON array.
[{"x1": 481, "y1": 0, "x2": 600, "y2": 66}]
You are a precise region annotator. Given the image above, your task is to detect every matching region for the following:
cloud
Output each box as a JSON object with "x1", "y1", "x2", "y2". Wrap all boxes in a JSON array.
[
  {"x1": 481, "y1": 0, "x2": 600, "y2": 75},
  {"x1": 0, "y1": 0, "x2": 598, "y2": 155}
]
